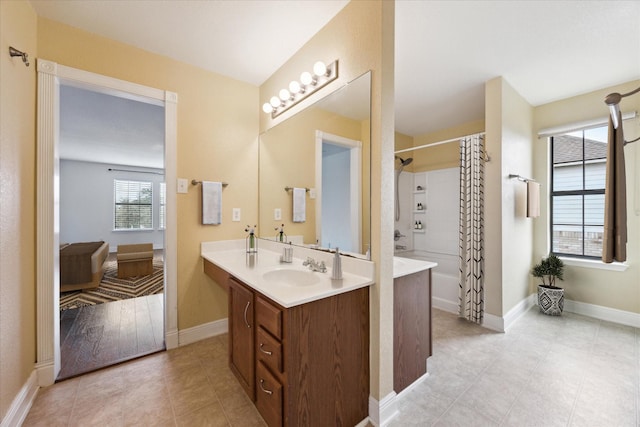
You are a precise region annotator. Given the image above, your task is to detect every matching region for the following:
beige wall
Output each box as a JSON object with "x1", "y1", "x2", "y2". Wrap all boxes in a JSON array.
[
  {"x1": 484, "y1": 78, "x2": 505, "y2": 317},
  {"x1": 485, "y1": 77, "x2": 535, "y2": 317},
  {"x1": 37, "y1": 18, "x2": 259, "y2": 330},
  {"x1": 499, "y1": 80, "x2": 535, "y2": 314},
  {"x1": 260, "y1": 0, "x2": 395, "y2": 400},
  {"x1": 411, "y1": 119, "x2": 485, "y2": 173},
  {"x1": 0, "y1": 0, "x2": 38, "y2": 420},
  {"x1": 533, "y1": 80, "x2": 640, "y2": 314}
]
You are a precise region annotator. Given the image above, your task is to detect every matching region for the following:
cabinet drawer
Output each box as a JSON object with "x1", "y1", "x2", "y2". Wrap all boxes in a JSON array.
[
  {"x1": 256, "y1": 362, "x2": 283, "y2": 427},
  {"x1": 256, "y1": 296, "x2": 282, "y2": 339},
  {"x1": 257, "y1": 327, "x2": 283, "y2": 374}
]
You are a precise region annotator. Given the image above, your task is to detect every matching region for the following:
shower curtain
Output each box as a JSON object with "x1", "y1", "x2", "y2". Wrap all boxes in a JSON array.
[{"x1": 458, "y1": 134, "x2": 485, "y2": 323}]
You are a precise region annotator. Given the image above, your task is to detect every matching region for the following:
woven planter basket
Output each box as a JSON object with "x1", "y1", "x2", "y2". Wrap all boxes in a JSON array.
[{"x1": 538, "y1": 285, "x2": 564, "y2": 316}]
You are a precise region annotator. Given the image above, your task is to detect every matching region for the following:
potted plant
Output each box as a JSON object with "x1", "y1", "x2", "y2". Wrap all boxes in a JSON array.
[{"x1": 531, "y1": 253, "x2": 565, "y2": 316}]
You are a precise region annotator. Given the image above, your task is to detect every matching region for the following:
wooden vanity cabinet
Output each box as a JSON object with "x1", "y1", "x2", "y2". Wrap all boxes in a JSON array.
[
  {"x1": 228, "y1": 277, "x2": 255, "y2": 400},
  {"x1": 228, "y1": 276, "x2": 369, "y2": 427},
  {"x1": 393, "y1": 269, "x2": 432, "y2": 393}
]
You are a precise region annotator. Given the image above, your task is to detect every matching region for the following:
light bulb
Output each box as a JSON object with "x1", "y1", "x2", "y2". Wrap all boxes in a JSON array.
[
  {"x1": 289, "y1": 80, "x2": 301, "y2": 94},
  {"x1": 279, "y1": 88, "x2": 290, "y2": 101},
  {"x1": 313, "y1": 61, "x2": 327, "y2": 77},
  {"x1": 262, "y1": 103, "x2": 273, "y2": 114},
  {"x1": 270, "y1": 96, "x2": 280, "y2": 108},
  {"x1": 300, "y1": 71, "x2": 314, "y2": 86}
]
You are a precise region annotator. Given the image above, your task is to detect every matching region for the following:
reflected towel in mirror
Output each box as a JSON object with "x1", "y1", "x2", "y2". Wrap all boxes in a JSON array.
[
  {"x1": 202, "y1": 181, "x2": 222, "y2": 225},
  {"x1": 293, "y1": 187, "x2": 306, "y2": 223}
]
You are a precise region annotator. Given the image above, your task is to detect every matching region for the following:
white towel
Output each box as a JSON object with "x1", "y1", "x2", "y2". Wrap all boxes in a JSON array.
[
  {"x1": 202, "y1": 181, "x2": 222, "y2": 225},
  {"x1": 527, "y1": 181, "x2": 540, "y2": 218},
  {"x1": 293, "y1": 187, "x2": 306, "y2": 223}
]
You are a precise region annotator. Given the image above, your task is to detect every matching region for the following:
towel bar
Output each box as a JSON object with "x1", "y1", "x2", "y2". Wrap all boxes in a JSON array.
[{"x1": 192, "y1": 180, "x2": 228, "y2": 187}]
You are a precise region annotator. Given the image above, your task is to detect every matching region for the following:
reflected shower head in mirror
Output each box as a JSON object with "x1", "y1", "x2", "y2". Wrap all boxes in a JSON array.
[
  {"x1": 395, "y1": 156, "x2": 413, "y2": 168},
  {"x1": 394, "y1": 156, "x2": 413, "y2": 221}
]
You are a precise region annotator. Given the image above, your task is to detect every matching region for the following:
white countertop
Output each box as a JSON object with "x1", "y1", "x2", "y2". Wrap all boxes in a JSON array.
[
  {"x1": 393, "y1": 256, "x2": 438, "y2": 278},
  {"x1": 201, "y1": 239, "x2": 375, "y2": 308}
]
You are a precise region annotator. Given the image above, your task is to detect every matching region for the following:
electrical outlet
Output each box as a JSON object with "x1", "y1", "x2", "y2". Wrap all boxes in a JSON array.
[
  {"x1": 177, "y1": 178, "x2": 188, "y2": 194},
  {"x1": 309, "y1": 188, "x2": 317, "y2": 199},
  {"x1": 232, "y1": 208, "x2": 241, "y2": 222},
  {"x1": 274, "y1": 208, "x2": 282, "y2": 220}
]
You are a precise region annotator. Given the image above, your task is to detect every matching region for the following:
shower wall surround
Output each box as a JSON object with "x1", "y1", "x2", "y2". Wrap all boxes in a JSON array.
[
  {"x1": 395, "y1": 167, "x2": 461, "y2": 312},
  {"x1": 395, "y1": 167, "x2": 459, "y2": 254}
]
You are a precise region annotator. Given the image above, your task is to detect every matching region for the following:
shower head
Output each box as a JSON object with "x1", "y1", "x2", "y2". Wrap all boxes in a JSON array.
[{"x1": 395, "y1": 156, "x2": 413, "y2": 167}]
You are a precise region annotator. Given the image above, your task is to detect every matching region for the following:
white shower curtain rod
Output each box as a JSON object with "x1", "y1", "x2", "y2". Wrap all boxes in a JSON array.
[{"x1": 394, "y1": 132, "x2": 486, "y2": 155}]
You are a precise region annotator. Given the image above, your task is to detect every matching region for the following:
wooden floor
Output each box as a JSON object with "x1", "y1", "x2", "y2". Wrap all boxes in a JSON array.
[{"x1": 58, "y1": 293, "x2": 165, "y2": 381}]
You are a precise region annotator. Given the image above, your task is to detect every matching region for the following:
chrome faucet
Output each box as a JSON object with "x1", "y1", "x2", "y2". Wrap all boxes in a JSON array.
[{"x1": 303, "y1": 257, "x2": 327, "y2": 273}]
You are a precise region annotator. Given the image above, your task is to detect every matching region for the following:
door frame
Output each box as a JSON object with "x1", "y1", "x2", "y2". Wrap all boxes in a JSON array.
[
  {"x1": 314, "y1": 130, "x2": 362, "y2": 252},
  {"x1": 35, "y1": 59, "x2": 178, "y2": 386}
]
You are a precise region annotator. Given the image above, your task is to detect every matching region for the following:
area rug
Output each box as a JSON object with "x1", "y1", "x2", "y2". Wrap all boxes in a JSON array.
[{"x1": 60, "y1": 257, "x2": 164, "y2": 311}]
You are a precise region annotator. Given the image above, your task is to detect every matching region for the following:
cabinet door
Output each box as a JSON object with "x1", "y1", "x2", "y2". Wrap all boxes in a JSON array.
[{"x1": 229, "y1": 278, "x2": 255, "y2": 399}]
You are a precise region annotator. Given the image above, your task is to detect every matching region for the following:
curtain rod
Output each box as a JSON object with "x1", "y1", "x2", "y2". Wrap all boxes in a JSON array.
[
  {"x1": 394, "y1": 132, "x2": 486, "y2": 154},
  {"x1": 537, "y1": 111, "x2": 637, "y2": 138},
  {"x1": 605, "y1": 85, "x2": 640, "y2": 129},
  {"x1": 108, "y1": 168, "x2": 164, "y2": 175}
]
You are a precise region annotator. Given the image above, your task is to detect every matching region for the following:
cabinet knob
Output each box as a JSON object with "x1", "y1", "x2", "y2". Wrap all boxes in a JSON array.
[
  {"x1": 259, "y1": 343, "x2": 273, "y2": 356},
  {"x1": 259, "y1": 379, "x2": 273, "y2": 395}
]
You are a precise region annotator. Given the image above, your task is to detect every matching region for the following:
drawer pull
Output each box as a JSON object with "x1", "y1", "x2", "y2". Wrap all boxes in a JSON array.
[
  {"x1": 243, "y1": 301, "x2": 251, "y2": 328},
  {"x1": 259, "y1": 343, "x2": 272, "y2": 355},
  {"x1": 259, "y1": 379, "x2": 273, "y2": 395}
]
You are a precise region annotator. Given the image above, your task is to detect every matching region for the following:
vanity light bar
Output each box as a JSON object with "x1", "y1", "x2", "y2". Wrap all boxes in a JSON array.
[{"x1": 262, "y1": 60, "x2": 339, "y2": 119}]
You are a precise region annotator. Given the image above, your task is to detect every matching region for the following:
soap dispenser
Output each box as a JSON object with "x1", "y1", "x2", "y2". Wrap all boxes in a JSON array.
[
  {"x1": 275, "y1": 224, "x2": 287, "y2": 243},
  {"x1": 244, "y1": 225, "x2": 258, "y2": 254},
  {"x1": 331, "y1": 248, "x2": 343, "y2": 280}
]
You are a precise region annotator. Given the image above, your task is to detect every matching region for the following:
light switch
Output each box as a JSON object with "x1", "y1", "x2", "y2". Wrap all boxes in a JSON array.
[
  {"x1": 177, "y1": 178, "x2": 188, "y2": 194},
  {"x1": 232, "y1": 208, "x2": 241, "y2": 222},
  {"x1": 274, "y1": 208, "x2": 282, "y2": 220},
  {"x1": 309, "y1": 188, "x2": 317, "y2": 199}
]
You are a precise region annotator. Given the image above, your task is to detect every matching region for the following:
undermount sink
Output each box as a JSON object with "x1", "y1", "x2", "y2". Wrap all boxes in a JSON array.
[{"x1": 262, "y1": 268, "x2": 321, "y2": 287}]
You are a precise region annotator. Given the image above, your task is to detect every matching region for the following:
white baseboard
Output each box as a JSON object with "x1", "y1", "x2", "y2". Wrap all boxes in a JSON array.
[
  {"x1": 34, "y1": 360, "x2": 55, "y2": 387},
  {"x1": 1, "y1": 371, "x2": 39, "y2": 427},
  {"x1": 503, "y1": 294, "x2": 537, "y2": 331},
  {"x1": 165, "y1": 328, "x2": 179, "y2": 350},
  {"x1": 396, "y1": 372, "x2": 430, "y2": 401},
  {"x1": 482, "y1": 312, "x2": 504, "y2": 332},
  {"x1": 561, "y1": 298, "x2": 640, "y2": 328},
  {"x1": 368, "y1": 391, "x2": 399, "y2": 427},
  {"x1": 178, "y1": 318, "x2": 228, "y2": 346},
  {"x1": 431, "y1": 297, "x2": 458, "y2": 314}
]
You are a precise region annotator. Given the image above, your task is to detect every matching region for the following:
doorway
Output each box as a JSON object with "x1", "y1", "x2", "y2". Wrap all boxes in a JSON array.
[
  {"x1": 315, "y1": 131, "x2": 362, "y2": 253},
  {"x1": 56, "y1": 84, "x2": 167, "y2": 379},
  {"x1": 35, "y1": 60, "x2": 178, "y2": 386}
]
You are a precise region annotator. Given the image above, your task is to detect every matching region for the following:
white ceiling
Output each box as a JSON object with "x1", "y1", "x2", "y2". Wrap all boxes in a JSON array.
[{"x1": 32, "y1": 0, "x2": 640, "y2": 166}]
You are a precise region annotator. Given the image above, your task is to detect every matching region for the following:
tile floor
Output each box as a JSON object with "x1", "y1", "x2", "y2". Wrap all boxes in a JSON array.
[
  {"x1": 23, "y1": 334, "x2": 266, "y2": 426},
  {"x1": 23, "y1": 307, "x2": 639, "y2": 426},
  {"x1": 390, "y1": 308, "x2": 640, "y2": 426}
]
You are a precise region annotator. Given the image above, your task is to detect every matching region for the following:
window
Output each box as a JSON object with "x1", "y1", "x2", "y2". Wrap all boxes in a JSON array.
[
  {"x1": 550, "y1": 126, "x2": 607, "y2": 258},
  {"x1": 159, "y1": 182, "x2": 166, "y2": 229},
  {"x1": 114, "y1": 180, "x2": 153, "y2": 230}
]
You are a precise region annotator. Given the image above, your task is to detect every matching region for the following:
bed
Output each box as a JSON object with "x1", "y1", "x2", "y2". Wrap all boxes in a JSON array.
[{"x1": 60, "y1": 241, "x2": 109, "y2": 292}]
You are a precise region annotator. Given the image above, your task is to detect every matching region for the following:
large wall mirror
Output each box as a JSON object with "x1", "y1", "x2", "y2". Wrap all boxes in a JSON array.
[{"x1": 259, "y1": 71, "x2": 371, "y2": 257}]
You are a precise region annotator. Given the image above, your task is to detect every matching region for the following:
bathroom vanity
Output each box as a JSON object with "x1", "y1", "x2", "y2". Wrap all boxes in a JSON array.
[
  {"x1": 202, "y1": 240, "x2": 374, "y2": 427},
  {"x1": 393, "y1": 256, "x2": 437, "y2": 393}
]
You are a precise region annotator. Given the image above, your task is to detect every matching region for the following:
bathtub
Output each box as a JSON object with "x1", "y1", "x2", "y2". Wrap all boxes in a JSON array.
[{"x1": 395, "y1": 250, "x2": 459, "y2": 313}]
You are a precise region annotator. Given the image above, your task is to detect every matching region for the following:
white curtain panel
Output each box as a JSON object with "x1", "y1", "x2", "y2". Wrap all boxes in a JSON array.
[{"x1": 458, "y1": 134, "x2": 485, "y2": 323}]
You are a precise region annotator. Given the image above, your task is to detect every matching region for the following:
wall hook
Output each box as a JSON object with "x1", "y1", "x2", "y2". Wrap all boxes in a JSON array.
[{"x1": 9, "y1": 46, "x2": 29, "y2": 67}]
